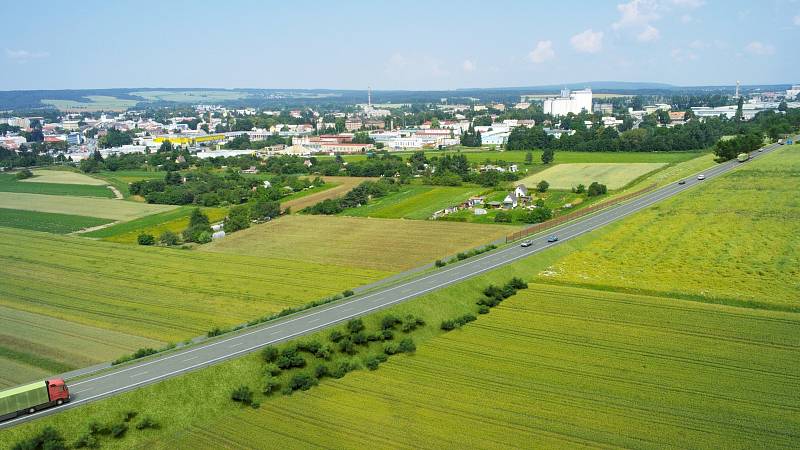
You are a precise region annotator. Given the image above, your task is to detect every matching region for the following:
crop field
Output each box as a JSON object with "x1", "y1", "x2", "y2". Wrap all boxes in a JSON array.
[
  {"x1": 281, "y1": 176, "x2": 375, "y2": 212},
  {"x1": 0, "y1": 305, "x2": 163, "y2": 388},
  {"x1": 82, "y1": 206, "x2": 228, "y2": 243},
  {"x1": 543, "y1": 146, "x2": 800, "y2": 310},
  {"x1": 0, "y1": 192, "x2": 176, "y2": 221},
  {"x1": 0, "y1": 228, "x2": 388, "y2": 342},
  {"x1": 93, "y1": 170, "x2": 167, "y2": 197},
  {"x1": 342, "y1": 185, "x2": 484, "y2": 220},
  {"x1": 202, "y1": 214, "x2": 517, "y2": 272},
  {"x1": 519, "y1": 162, "x2": 667, "y2": 190},
  {"x1": 20, "y1": 169, "x2": 107, "y2": 185},
  {"x1": 41, "y1": 95, "x2": 139, "y2": 112},
  {"x1": 171, "y1": 284, "x2": 800, "y2": 449},
  {"x1": 131, "y1": 90, "x2": 252, "y2": 103},
  {"x1": 0, "y1": 173, "x2": 113, "y2": 198},
  {"x1": 0, "y1": 208, "x2": 111, "y2": 234}
]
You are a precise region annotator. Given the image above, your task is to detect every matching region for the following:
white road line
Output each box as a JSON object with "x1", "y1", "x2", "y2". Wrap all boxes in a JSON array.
[
  {"x1": 71, "y1": 388, "x2": 93, "y2": 395},
  {"x1": 229, "y1": 342, "x2": 243, "y2": 348},
  {"x1": 129, "y1": 372, "x2": 148, "y2": 378},
  {"x1": 182, "y1": 356, "x2": 199, "y2": 362}
]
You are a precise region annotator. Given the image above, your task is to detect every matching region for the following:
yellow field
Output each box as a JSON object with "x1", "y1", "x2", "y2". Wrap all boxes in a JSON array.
[
  {"x1": 0, "y1": 192, "x2": 176, "y2": 221},
  {"x1": 21, "y1": 169, "x2": 107, "y2": 185},
  {"x1": 201, "y1": 214, "x2": 518, "y2": 272},
  {"x1": 520, "y1": 162, "x2": 666, "y2": 190}
]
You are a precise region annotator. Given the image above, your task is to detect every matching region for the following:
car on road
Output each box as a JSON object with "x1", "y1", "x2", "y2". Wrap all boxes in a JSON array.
[
  {"x1": 678, "y1": 180, "x2": 686, "y2": 185},
  {"x1": 697, "y1": 174, "x2": 706, "y2": 180},
  {"x1": 520, "y1": 240, "x2": 532, "y2": 247},
  {"x1": 547, "y1": 235, "x2": 559, "y2": 243}
]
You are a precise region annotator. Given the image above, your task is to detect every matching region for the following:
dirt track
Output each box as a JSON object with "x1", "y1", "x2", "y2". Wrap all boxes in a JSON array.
[{"x1": 281, "y1": 176, "x2": 376, "y2": 212}]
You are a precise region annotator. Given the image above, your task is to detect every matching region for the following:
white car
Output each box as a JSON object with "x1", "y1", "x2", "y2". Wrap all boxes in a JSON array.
[{"x1": 697, "y1": 174, "x2": 706, "y2": 180}]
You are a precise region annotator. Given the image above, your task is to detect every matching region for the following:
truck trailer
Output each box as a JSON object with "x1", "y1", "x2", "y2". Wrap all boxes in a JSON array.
[
  {"x1": 0, "y1": 378, "x2": 70, "y2": 422},
  {"x1": 737, "y1": 153, "x2": 750, "y2": 162}
]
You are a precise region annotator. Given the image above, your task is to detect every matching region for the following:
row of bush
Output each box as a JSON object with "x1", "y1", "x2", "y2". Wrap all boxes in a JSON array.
[
  {"x1": 435, "y1": 244, "x2": 497, "y2": 268},
  {"x1": 302, "y1": 179, "x2": 401, "y2": 215},
  {"x1": 441, "y1": 277, "x2": 529, "y2": 329},
  {"x1": 11, "y1": 411, "x2": 158, "y2": 450},
  {"x1": 111, "y1": 342, "x2": 176, "y2": 366}
]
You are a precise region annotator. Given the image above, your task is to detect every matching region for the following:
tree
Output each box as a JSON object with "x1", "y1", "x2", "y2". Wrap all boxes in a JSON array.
[
  {"x1": 587, "y1": 182, "x2": 608, "y2": 197},
  {"x1": 778, "y1": 100, "x2": 788, "y2": 112},
  {"x1": 734, "y1": 96, "x2": 744, "y2": 122},
  {"x1": 657, "y1": 109, "x2": 671, "y2": 125},
  {"x1": 494, "y1": 211, "x2": 512, "y2": 223},
  {"x1": 683, "y1": 109, "x2": 696, "y2": 121},
  {"x1": 137, "y1": 233, "x2": 155, "y2": 245},
  {"x1": 15, "y1": 168, "x2": 33, "y2": 180},
  {"x1": 430, "y1": 117, "x2": 440, "y2": 129},
  {"x1": 158, "y1": 140, "x2": 174, "y2": 153},
  {"x1": 225, "y1": 205, "x2": 251, "y2": 232},
  {"x1": 541, "y1": 147, "x2": 554, "y2": 164},
  {"x1": 159, "y1": 230, "x2": 179, "y2": 246},
  {"x1": 524, "y1": 151, "x2": 533, "y2": 165},
  {"x1": 537, "y1": 180, "x2": 549, "y2": 193},
  {"x1": 252, "y1": 199, "x2": 280, "y2": 220}
]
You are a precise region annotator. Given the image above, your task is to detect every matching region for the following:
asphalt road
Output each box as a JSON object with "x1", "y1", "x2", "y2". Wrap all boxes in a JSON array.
[{"x1": 0, "y1": 140, "x2": 787, "y2": 429}]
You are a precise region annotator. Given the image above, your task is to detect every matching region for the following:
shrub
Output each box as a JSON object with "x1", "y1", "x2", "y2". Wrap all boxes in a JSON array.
[
  {"x1": 137, "y1": 233, "x2": 155, "y2": 245},
  {"x1": 347, "y1": 318, "x2": 365, "y2": 334},
  {"x1": 508, "y1": 277, "x2": 528, "y2": 290},
  {"x1": 158, "y1": 230, "x2": 180, "y2": 246},
  {"x1": 110, "y1": 423, "x2": 128, "y2": 439},
  {"x1": 352, "y1": 331, "x2": 368, "y2": 345},
  {"x1": 587, "y1": 181, "x2": 608, "y2": 197},
  {"x1": 384, "y1": 343, "x2": 400, "y2": 355},
  {"x1": 435, "y1": 259, "x2": 446, "y2": 267},
  {"x1": 289, "y1": 373, "x2": 317, "y2": 391},
  {"x1": 122, "y1": 410, "x2": 138, "y2": 422},
  {"x1": 537, "y1": 180, "x2": 549, "y2": 193},
  {"x1": 263, "y1": 363, "x2": 281, "y2": 376},
  {"x1": 440, "y1": 320, "x2": 457, "y2": 331},
  {"x1": 314, "y1": 343, "x2": 333, "y2": 360},
  {"x1": 381, "y1": 315, "x2": 402, "y2": 330},
  {"x1": 381, "y1": 329, "x2": 394, "y2": 340},
  {"x1": 401, "y1": 315, "x2": 425, "y2": 332},
  {"x1": 494, "y1": 211, "x2": 512, "y2": 223},
  {"x1": 231, "y1": 385, "x2": 254, "y2": 405},
  {"x1": 397, "y1": 338, "x2": 416, "y2": 354},
  {"x1": 15, "y1": 168, "x2": 34, "y2": 180},
  {"x1": 296, "y1": 340, "x2": 322, "y2": 354},
  {"x1": 196, "y1": 230, "x2": 212, "y2": 244},
  {"x1": 74, "y1": 433, "x2": 99, "y2": 448},
  {"x1": 364, "y1": 355, "x2": 384, "y2": 370},
  {"x1": 478, "y1": 305, "x2": 490, "y2": 314},
  {"x1": 313, "y1": 364, "x2": 329, "y2": 379},
  {"x1": 263, "y1": 377, "x2": 281, "y2": 395},
  {"x1": 87, "y1": 421, "x2": 109, "y2": 436},
  {"x1": 338, "y1": 337, "x2": 357, "y2": 355},
  {"x1": 261, "y1": 346, "x2": 279, "y2": 363},
  {"x1": 456, "y1": 313, "x2": 477, "y2": 326},
  {"x1": 329, "y1": 330, "x2": 345, "y2": 342},
  {"x1": 207, "y1": 327, "x2": 226, "y2": 337},
  {"x1": 136, "y1": 416, "x2": 159, "y2": 430},
  {"x1": 331, "y1": 360, "x2": 358, "y2": 378},
  {"x1": 342, "y1": 289, "x2": 355, "y2": 297},
  {"x1": 276, "y1": 353, "x2": 306, "y2": 370}
]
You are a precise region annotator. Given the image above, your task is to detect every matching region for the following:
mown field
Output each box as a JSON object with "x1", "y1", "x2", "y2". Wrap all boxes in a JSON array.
[
  {"x1": 0, "y1": 208, "x2": 111, "y2": 234},
  {"x1": 0, "y1": 192, "x2": 176, "y2": 221},
  {"x1": 0, "y1": 173, "x2": 113, "y2": 198},
  {"x1": 282, "y1": 176, "x2": 375, "y2": 212},
  {"x1": 41, "y1": 95, "x2": 139, "y2": 112},
  {"x1": 202, "y1": 214, "x2": 517, "y2": 271},
  {"x1": 0, "y1": 228, "x2": 389, "y2": 344},
  {"x1": 543, "y1": 146, "x2": 800, "y2": 310},
  {"x1": 519, "y1": 162, "x2": 667, "y2": 190},
  {"x1": 82, "y1": 206, "x2": 228, "y2": 243},
  {"x1": 94, "y1": 170, "x2": 167, "y2": 198},
  {"x1": 342, "y1": 185, "x2": 485, "y2": 220},
  {"x1": 0, "y1": 305, "x2": 163, "y2": 388},
  {"x1": 20, "y1": 169, "x2": 108, "y2": 185}
]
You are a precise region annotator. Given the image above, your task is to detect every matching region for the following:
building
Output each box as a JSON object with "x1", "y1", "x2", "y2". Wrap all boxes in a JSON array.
[
  {"x1": 154, "y1": 134, "x2": 226, "y2": 146},
  {"x1": 593, "y1": 103, "x2": 614, "y2": 115},
  {"x1": 481, "y1": 130, "x2": 510, "y2": 146},
  {"x1": 786, "y1": 84, "x2": 800, "y2": 100},
  {"x1": 543, "y1": 88, "x2": 592, "y2": 116}
]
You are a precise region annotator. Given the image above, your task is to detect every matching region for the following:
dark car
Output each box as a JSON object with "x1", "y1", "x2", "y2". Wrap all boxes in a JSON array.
[
  {"x1": 678, "y1": 180, "x2": 686, "y2": 185},
  {"x1": 547, "y1": 236, "x2": 559, "y2": 243}
]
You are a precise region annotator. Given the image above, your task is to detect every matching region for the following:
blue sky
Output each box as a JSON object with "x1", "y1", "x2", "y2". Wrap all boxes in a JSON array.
[{"x1": 1, "y1": 0, "x2": 797, "y2": 90}]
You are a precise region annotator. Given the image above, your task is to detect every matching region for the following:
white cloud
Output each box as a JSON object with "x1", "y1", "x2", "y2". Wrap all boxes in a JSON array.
[
  {"x1": 462, "y1": 59, "x2": 476, "y2": 72},
  {"x1": 794, "y1": 15, "x2": 800, "y2": 26},
  {"x1": 5, "y1": 49, "x2": 50, "y2": 61},
  {"x1": 671, "y1": 48, "x2": 698, "y2": 62},
  {"x1": 688, "y1": 39, "x2": 708, "y2": 49},
  {"x1": 637, "y1": 25, "x2": 660, "y2": 42},
  {"x1": 744, "y1": 41, "x2": 775, "y2": 56},
  {"x1": 570, "y1": 30, "x2": 604, "y2": 53},
  {"x1": 613, "y1": 0, "x2": 659, "y2": 30},
  {"x1": 528, "y1": 40, "x2": 555, "y2": 63},
  {"x1": 671, "y1": 0, "x2": 705, "y2": 8}
]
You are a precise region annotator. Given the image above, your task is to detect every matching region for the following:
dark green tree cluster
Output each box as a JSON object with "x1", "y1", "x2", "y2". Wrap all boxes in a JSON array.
[
  {"x1": 713, "y1": 132, "x2": 763, "y2": 161},
  {"x1": 97, "y1": 128, "x2": 134, "y2": 149},
  {"x1": 587, "y1": 181, "x2": 608, "y2": 197},
  {"x1": 460, "y1": 124, "x2": 482, "y2": 147}
]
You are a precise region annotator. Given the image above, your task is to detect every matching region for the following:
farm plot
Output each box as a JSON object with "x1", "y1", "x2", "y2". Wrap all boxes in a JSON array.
[
  {"x1": 41, "y1": 95, "x2": 139, "y2": 112},
  {"x1": 543, "y1": 146, "x2": 800, "y2": 310},
  {"x1": 0, "y1": 208, "x2": 112, "y2": 234},
  {"x1": 93, "y1": 170, "x2": 167, "y2": 198},
  {"x1": 519, "y1": 162, "x2": 667, "y2": 190},
  {"x1": 0, "y1": 192, "x2": 176, "y2": 221},
  {"x1": 0, "y1": 228, "x2": 388, "y2": 342},
  {"x1": 0, "y1": 173, "x2": 113, "y2": 198},
  {"x1": 19, "y1": 169, "x2": 107, "y2": 185},
  {"x1": 281, "y1": 176, "x2": 374, "y2": 212},
  {"x1": 0, "y1": 305, "x2": 163, "y2": 388},
  {"x1": 342, "y1": 185, "x2": 484, "y2": 220},
  {"x1": 82, "y1": 206, "x2": 228, "y2": 243},
  {"x1": 201, "y1": 214, "x2": 517, "y2": 272},
  {"x1": 170, "y1": 284, "x2": 800, "y2": 449}
]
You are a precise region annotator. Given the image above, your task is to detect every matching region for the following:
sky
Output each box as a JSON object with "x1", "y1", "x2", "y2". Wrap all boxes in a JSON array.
[{"x1": 1, "y1": 0, "x2": 798, "y2": 91}]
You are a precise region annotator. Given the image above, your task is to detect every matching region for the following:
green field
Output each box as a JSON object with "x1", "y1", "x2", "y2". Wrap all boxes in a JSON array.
[
  {"x1": 0, "y1": 192, "x2": 176, "y2": 221},
  {"x1": 0, "y1": 208, "x2": 112, "y2": 234},
  {"x1": 202, "y1": 214, "x2": 518, "y2": 272},
  {"x1": 83, "y1": 206, "x2": 228, "y2": 243},
  {"x1": 93, "y1": 170, "x2": 168, "y2": 198},
  {"x1": 21, "y1": 169, "x2": 107, "y2": 185},
  {"x1": 0, "y1": 228, "x2": 389, "y2": 344},
  {"x1": 131, "y1": 90, "x2": 252, "y2": 103},
  {"x1": 341, "y1": 185, "x2": 485, "y2": 220},
  {"x1": 41, "y1": 95, "x2": 139, "y2": 112},
  {"x1": 519, "y1": 162, "x2": 667, "y2": 190},
  {"x1": 0, "y1": 174, "x2": 113, "y2": 198},
  {"x1": 543, "y1": 146, "x2": 800, "y2": 310}
]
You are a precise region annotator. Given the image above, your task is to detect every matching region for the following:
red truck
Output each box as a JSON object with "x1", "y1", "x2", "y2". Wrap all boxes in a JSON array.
[{"x1": 0, "y1": 378, "x2": 70, "y2": 422}]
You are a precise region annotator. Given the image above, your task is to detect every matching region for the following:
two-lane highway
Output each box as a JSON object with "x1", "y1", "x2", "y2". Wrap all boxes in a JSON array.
[{"x1": 0, "y1": 140, "x2": 788, "y2": 429}]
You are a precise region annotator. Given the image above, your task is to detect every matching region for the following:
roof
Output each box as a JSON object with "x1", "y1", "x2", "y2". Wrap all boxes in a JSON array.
[{"x1": 0, "y1": 380, "x2": 45, "y2": 399}]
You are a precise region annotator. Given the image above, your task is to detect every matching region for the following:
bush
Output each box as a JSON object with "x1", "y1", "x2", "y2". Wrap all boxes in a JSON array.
[
  {"x1": 73, "y1": 433, "x2": 99, "y2": 448},
  {"x1": 338, "y1": 337, "x2": 357, "y2": 355},
  {"x1": 313, "y1": 364, "x2": 329, "y2": 379},
  {"x1": 347, "y1": 318, "x2": 365, "y2": 334},
  {"x1": 352, "y1": 331, "x2": 368, "y2": 345},
  {"x1": 400, "y1": 315, "x2": 425, "y2": 332},
  {"x1": 342, "y1": 289, "x2": 355, "y2": 297},
  {"x1": 478, "y1": 305, "x2": 490, "y2": 314},
  {"x1": 364, "y1": 354, "x2": 386, "y2": 370},
  {"x1": 329, "y1": 330, "x2": 345, "y2": 342},
  {"x1": 15, "y1": 168, "x2": 33, "y2": 180},
  {"x1": 159, "y1": 230, "x2": 180, "y2": 246},
  {"x1": 231, "y1": 385, "x2": 254, "y2": 405},
  {"x1": 440, "y1": 319, "x2": 457, "y2": 331},
  {"x1": 207, "y1": 327, "x2": 226, "y2": 337},
  {"x1": 381, "y1": 315, "x2": 402, "y2": 330},
  {"x1": 13, "y1": 427, "x2": 67, "y2": 450},
  {"x1": 397, "y1": 338, "x2": 416, "y2": 354},
  {"x1": 122, "y1": 410, "x2": 138, "y2": 422},
  {"x1": 276, "y1": 350, "x2": 306, "y2": 370},
  {"x1": 435, "y1": 259, "x2": 446, "y2": 267},
  {"x1": 289, "y1": 373, "x2": 317, "y2": 391},
  {"x1": 314, "y1": 343, "x2": 333, "y2": 360},
  {"x1": 263, "y1": 376, "x2": 281, "y2": 395},
  {"x1": 196, "y1": 230, "x2": 212, "y2": 244},
  {"x1": 494, "y1": 211, "x2": 512, "y2": 223},
  {"x1": 331, "y1": 360, "x2": 358, "y2": 378},
  {"x1": 537, "y1": 180, "x2": 549, "y2": 193},
  {"x1": 384, "y1": 343, "x2": 400, "y2": 355},
  {"x1": 587, "y1": 181, "x2": 608, "y2": 197},
  {"x1": 110, "y1": 423, "x2": 128, "y2": 439},
  {"x1": 225, "y1": 204, "x2": 251, "y2": 232},
  {"x1": 137, "y1": 233, "x2": 155, "y2": 246},
  {"x1": 136, "y1": 416, "x2": 160, "y2": 430},
  {"x1": 261, "y1": 346, "x2": 279, "y2": 363},
  {"x1": 508, "y1": 277, "x2": 528, "y2": 290}
]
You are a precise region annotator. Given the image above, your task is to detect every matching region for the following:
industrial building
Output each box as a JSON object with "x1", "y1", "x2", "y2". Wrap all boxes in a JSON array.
[{"x1": 543, "y1": 88, "x2": 593, "y2": 116}]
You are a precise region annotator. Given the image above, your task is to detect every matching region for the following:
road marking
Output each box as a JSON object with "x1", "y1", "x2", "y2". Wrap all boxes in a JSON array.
[
  {"x1": 229, "y1": 342, "x2": 243, "y2": 348},
  {"x1": 182, "y1": 356, "x2": 199, "y2": 362},
  {"x1": 309, "y1": 317, "x2": 320, "y2": 323},
  {"x1": 72, "y1": 388, "x2": 93, "y2": 395},
  {"x1": 268, "y1": 330, "x2": 281, "y2": 336},
  {"x1": 129, "y1": 372, "x2": 148, "y2": 378}
]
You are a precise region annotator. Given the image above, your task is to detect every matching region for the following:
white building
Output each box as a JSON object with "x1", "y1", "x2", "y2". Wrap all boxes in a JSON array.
[
  {"x1": 543, "y1": 88, "x2": 592, "y2": 116},
  {"x1": 481, "y1": 130, "x2": 510, "y2": 146},
  {"x1": 787, "y1": 85, "x2": 800, "y2": 101}
]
